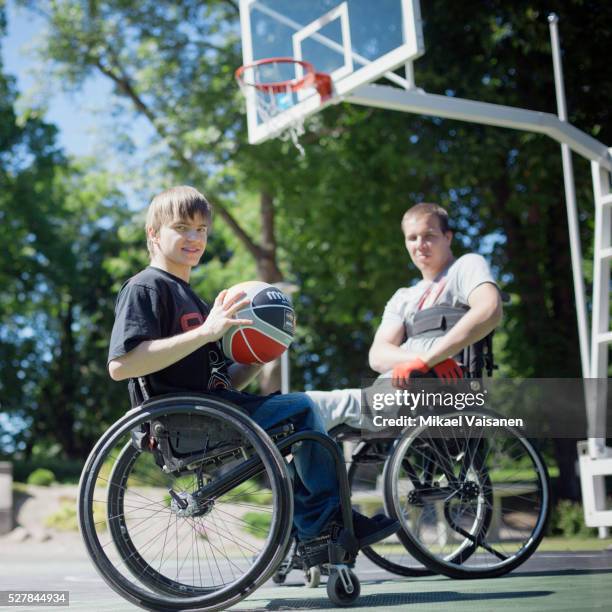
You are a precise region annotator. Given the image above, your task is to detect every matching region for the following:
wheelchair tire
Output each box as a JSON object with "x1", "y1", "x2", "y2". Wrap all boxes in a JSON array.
[
  {"x1": 78, "y1": 394, "x2": 293, "y2": 611},
  {"x1": 326, "y1": 570, "x2": 360, "y2": 606},
  {"x1": 304, "y1": 565, "x2": 321, "y2": 588},
  {"x1": 384, "y1": 408, "x2": 551, "y2": 579},
  {"x1": 347, "y1": 441, "x2": 435, "y2": 577}
]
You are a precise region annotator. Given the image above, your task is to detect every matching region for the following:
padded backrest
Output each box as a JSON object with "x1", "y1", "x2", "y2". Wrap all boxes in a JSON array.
[{"x1": 411, "y1": 305, "x2": 496, "y2": 378}]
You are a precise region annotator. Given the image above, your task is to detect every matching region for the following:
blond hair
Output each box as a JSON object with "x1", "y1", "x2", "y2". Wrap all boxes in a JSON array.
[
  {"x1": 401, "y1": 202, "x2": 450, "y2": 234},
  {"x1": 145, "y1": 186, "x2": 212, "y2": 258}
]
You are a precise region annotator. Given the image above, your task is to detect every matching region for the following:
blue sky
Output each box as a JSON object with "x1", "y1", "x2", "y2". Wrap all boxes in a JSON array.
[
  {"x1": 2, "y1": 1, "x2": 117, "y2": 157},
  {"x1": 2, "y1": 1, "x2": 161, "y2": 210}
]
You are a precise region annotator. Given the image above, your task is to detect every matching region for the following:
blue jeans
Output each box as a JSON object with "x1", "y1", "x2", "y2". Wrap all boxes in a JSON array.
[{"x1": 212, "y1": 390, "x2": 341, "y2": 540}]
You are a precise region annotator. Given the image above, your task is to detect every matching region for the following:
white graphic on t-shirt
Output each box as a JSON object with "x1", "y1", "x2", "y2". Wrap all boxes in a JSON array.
[{"x1": 207, "y1": 348, "x2": 232, "y2": 390}]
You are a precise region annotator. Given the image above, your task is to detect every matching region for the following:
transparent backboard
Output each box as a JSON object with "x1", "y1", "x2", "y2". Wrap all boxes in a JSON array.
[{"x1": 239, "y1": 0, "x2": 424, "y2": 144}]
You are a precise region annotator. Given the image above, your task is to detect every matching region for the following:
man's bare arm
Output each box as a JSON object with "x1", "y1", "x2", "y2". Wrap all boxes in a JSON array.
[
  {"x1": 109, "y1": 329, "x2": 211, "y2": 381},
  {"x1": 108, "y1": 289, "x2": 251, "y2": 381},
  {"x1": 422, "y1": 283, "x2": 502, "y2": 367},
  {"x1": 368, "y1": 321, "x2": 419, "y2": 374}
]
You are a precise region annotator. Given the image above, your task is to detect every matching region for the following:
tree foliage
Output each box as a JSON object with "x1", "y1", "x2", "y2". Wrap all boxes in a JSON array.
[
  {"x1": 3, "y1": 1, "x2": 610, "y2": 494},
  {"x1": 0, "y1": 17, "x2": 135, "y2": 455}
]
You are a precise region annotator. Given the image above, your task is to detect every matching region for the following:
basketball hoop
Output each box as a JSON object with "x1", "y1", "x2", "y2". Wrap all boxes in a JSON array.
[{"x1": 235, "y1": 57, "x2": 332, "y2": 155}]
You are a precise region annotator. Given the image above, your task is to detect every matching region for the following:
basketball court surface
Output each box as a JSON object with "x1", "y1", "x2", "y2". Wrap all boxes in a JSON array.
[{"x1": 2, "y1": 536, "x2": 611, "y2": 611}]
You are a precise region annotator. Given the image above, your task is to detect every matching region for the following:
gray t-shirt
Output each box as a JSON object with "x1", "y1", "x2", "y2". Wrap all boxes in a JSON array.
[{"x1": 380, "y1": 254, "x2": 497, "y2": 356}]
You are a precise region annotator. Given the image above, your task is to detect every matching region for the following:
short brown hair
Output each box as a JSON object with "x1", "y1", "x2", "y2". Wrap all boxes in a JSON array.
[
  {"x1": 145, "y1": 186, "x2": 212, "y2": 258},
  {"x1": 401, "y1": 202, "x2": 450, "y2": 234}
]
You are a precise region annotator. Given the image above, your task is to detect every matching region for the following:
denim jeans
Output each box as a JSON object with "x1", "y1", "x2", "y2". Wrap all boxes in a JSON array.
[{"x1": 211, "y1": 389, "x2": 341, "y2": 540}]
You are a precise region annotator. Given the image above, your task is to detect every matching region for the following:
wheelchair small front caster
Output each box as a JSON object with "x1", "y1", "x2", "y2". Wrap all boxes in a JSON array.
[
  {"x1": 272, "y1": 571, "x2": 287, "y2": 584},
  {"x1": 304, "y1": 565, "x2": 321, "y2": 588},
  {"x1": 326, "y1": 567, "x2": 360, "y2": 606}
]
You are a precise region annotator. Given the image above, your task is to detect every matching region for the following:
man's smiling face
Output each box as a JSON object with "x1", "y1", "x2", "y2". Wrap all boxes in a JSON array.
[{"x1": 149, "y1": 213, "x2": 208, "y2": 279}]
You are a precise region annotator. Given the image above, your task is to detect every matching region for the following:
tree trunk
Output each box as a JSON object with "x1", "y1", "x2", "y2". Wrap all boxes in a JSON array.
[
  {"x1": 37, "y1": 296, "x2": 79, "y2": 459},
  {"x1": 552, "y1": 439, "x2": 580, "y2": 501}
]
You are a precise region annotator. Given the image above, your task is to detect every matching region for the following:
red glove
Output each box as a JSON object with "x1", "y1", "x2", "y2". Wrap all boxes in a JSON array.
[
  {"x1": 392, "y1": 358, "x2": 429, "y2": 388},
  {"x1": 431, "y1": 358, "x2": 464, "y2": 382},
  {"x1": 392, "y1": 357, "x2": 463, "y2": 388}
]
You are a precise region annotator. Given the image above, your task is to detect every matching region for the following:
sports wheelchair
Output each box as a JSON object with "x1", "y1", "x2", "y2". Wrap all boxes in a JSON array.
[
  {"x1": 274, "y1": 305, "x2": 551, "y2": 583},
  {"x1": 78, "y1": 394, "x2": 363, "y2": 611}
]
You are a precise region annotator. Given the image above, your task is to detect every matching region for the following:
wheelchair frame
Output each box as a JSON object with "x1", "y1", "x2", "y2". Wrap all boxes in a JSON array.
[
  {"x1": 274, "y1": 327, "x2": 550, "y2": 583},
  {"x1": 348, "y1": 328, "x2": 550, "y2": 579},
  {"x1": 78, "y1": 393, "x2": 363, "y2": 611}
]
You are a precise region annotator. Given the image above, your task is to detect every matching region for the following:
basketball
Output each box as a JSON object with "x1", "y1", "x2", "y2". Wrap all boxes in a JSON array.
[{"x1": 221, "y1": 281, "x2": 295, "y2": 364}]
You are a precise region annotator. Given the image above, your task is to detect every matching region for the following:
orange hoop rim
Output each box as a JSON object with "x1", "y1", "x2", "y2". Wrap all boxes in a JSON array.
[{"x1": 235, "y1": 57, "x2": 331, "y2": 99}]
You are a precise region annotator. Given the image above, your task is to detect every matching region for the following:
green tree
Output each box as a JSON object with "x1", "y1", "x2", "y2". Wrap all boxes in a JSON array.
[
  {"x1": 1, "y1": 154, "x2": 134, "y2": 457},
  {"x1": 0, "y1": 16, "x2": 63, "y2": 454},
  {"x1": 18, "y1": 1, "x2": 611, "y2": 495},
  {"x1": 22, "y1": 0, "x2": 284, "y2": 277},
  {"x1": 0, "y1": 8, "x2": 136, "y2": 456},
  {"x1": 27, "y1": 163, "x2": 133, "y2": 458},
  {"x1": 20, "y1": 0, "x2": 294, "y2": 389}
]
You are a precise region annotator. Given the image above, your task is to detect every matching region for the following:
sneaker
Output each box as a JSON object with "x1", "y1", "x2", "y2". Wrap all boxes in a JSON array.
[
  {"x1": 351, "y1": 510, "x2": 400, "y2": 547},
  {"x1": 298, "y1": 511, "x2": 400, "y2": 567},
  {"x1": 298, "y1": 523, "x2": 341, "y2": 568}
]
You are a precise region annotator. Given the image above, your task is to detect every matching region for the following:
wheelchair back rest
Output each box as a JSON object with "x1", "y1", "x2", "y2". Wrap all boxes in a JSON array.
[{"x1": 411, "y1": 305, "x2": 496, "y2": 378}]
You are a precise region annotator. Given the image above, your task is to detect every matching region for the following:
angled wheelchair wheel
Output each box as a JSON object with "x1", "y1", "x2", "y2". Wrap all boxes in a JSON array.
[
  {"x1": 347, "y1": 440, "x2": 434, "y2": 577},
  {"x1": 384, "y1": 409, "x2": 550, "y2": 579},
  {"x1": 78, "y1": 394, "x2": 293, "y2": 611}
]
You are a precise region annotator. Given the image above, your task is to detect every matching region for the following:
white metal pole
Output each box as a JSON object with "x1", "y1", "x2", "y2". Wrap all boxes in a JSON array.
[
  {"x1": 273, "y1": 281, "x2": 299, "y2": 394},
  {"x1": 551, "y1": 13, "x2": 610, "y2": 538},
  {"x1": 280, "y1": 350, "x2": 290, "y2": 394},
  {"x1": 548, "y1": 13, "x2": 590, "y2": 379}
]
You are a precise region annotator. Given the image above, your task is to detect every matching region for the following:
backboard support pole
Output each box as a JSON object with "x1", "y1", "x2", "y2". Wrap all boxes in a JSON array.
[{"x1": 346, "y1": 84, "x2": 612, "y2": 171}]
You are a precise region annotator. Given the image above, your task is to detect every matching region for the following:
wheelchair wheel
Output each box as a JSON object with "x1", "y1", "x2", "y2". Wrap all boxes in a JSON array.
[
  {"x1": 326, "y1": 569, "x2": 360, "y2": 606},
  {"x1": 78, "y1": 394, "x2": 293, "y2": 611},
  {"x1": 384, "y1": 409, "x2": 550, "y2": 579},
  {"x1": 347, "y1": 440, "x2": 434, "y2": 577},
  {"x1": 304, "y1": 565, "x2": 321, "y2": 588}
]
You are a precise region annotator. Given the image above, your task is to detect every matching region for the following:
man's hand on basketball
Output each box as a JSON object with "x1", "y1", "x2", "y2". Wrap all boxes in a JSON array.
[
  {"x1": 392, "y1": 357, "x2": 463, "y2": 388},
  {"x1": 200, "y1": 290, "x2": 253, "y2": 342}
]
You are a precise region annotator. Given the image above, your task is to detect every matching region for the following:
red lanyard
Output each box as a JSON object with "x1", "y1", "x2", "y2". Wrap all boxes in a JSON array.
[{"x1": 416, "y1": 277, "x2": 448, "y2": 311}]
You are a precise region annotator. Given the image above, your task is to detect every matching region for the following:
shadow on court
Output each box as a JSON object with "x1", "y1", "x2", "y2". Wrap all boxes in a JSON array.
[
  {"x1": 232, "y1": 589, "x2": 553, "y2": 611},
  {"x1": 510, "y1": 567, "x2": 612, "y2": 579}
]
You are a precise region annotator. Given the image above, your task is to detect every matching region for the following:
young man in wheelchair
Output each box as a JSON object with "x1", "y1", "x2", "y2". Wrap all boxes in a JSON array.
[
  {"x1": 106, "y1": 185, "x2": 399, "y2": 566},
  {"x1": 307, "y1": 202, "x2": 503, "y2": 429}
]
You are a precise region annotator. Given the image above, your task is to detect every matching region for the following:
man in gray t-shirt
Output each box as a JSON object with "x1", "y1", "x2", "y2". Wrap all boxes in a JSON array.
[
  {"x1": 379, "y1": 253, "x2": 497, "y2": 361},
  {"x1": 307, "y1": 202, "x2": 502, "y2": 430}
]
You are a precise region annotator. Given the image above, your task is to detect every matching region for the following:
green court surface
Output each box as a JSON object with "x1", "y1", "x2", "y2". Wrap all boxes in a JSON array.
[
  {"x1": 1, "y1": 539, "x2": 611, "y2": 611},
  {"x1": 230, "y1": 567, "x2": 612, "y2": 611}
]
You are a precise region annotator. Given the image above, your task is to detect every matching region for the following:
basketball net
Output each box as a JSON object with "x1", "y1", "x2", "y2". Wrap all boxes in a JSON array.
[
  {"x1": 236, "y1": 58, "x2": 332, "y2": 156},
  {"x1": 247, "y1": 81, "x2": 306, "y2": 154}
]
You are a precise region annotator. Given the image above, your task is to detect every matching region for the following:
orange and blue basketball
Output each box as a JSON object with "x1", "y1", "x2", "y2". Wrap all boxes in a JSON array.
[{"x1": 222, "y1": 281, "x2": 295, "y2": 364}]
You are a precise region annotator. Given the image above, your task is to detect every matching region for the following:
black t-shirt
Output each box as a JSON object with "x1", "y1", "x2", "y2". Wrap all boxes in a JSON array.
[{"x1": 108, "y1": 266, "x2": 232, "y2": 406}]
